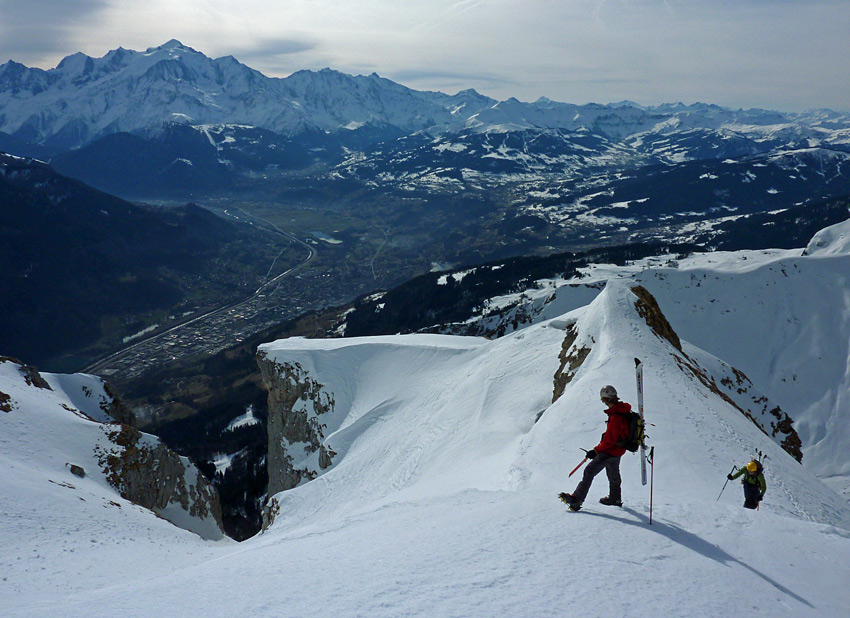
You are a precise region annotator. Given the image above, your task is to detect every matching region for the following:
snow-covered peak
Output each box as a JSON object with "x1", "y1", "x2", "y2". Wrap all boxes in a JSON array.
[
  {"x1": 54, "y1": 51, "x2": 94, "y2": 74},
  {"x1": 146, "y1": 39, "x2": 194, "y2": 53},
  {"x1": 804, "y1": 218, "x2": 850, "y2": 255},
  {"x1": 4, "y1": 42, "x2": 848, "y2": 151}
]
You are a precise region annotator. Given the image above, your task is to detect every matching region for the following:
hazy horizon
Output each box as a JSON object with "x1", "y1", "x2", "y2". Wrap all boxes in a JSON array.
[{"x1": 1, "y1": 1, "x2": 849, "y2": 113}]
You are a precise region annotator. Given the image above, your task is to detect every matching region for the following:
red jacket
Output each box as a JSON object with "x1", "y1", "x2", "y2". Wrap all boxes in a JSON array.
[{"x1": 595, "y1": 401, "x2": 631, "y2": 457}]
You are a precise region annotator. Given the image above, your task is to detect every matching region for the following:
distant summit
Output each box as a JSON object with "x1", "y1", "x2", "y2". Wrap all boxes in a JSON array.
[{"x1": 1, "y1": 41, "x2": 848, "y2": 151}]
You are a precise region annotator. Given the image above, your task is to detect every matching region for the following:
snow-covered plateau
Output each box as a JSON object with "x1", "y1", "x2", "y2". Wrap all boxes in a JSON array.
[{"x1": 4, "y1": 220, "x2": 850, "y2": 616}]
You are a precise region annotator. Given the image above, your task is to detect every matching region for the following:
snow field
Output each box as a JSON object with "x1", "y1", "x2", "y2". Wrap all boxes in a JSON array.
[{"x1": 7, "y1": 489, "x2": 849, "y2": 617}]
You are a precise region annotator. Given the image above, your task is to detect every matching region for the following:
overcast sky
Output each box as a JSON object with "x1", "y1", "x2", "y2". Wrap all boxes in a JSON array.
[{"x1": 1, "y1": 0, "x2": 848, "y2": 111}]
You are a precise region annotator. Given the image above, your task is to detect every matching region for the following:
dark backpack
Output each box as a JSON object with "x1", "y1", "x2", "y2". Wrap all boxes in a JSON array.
[{"x1": 615, "y1": 410, "x2": 645, "y2": 452}]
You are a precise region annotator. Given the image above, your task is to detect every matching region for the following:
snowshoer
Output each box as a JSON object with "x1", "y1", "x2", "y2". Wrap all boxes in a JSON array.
[
  {"x1": 559, "y1": 385, "x2": 631, "y2": 511},
  {"x1": 728, "y1": 460, "x2": 766, "y2": 509}
]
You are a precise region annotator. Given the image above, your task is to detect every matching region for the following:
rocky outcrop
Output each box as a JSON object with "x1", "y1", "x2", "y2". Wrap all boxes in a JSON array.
[
  {"x1": 631, "y1": 285, "x2": 682, "y2": 352},
  {"x1": 552, "y1": 322, "x2": 592, "y2": 403},
  {"x1": 100, "y1": 382, "x2": 136, "y2": 425},
  {"x1": 1, "y1": 357, "x2": 225, "y2": 538},
  {"x1": 675, "y1": 355, "x2": 803, "y2": 461},
  {"x1": 94, "y1": 424, "x2": 224, "y2": 535},
  {"x1": 0, "y1": 356, "x2": 52, "y2": 389},
  {"x1": 630, "y1": 286, "x2": 802, "y2": 462},
  {"x1": 257, "y1": 351, "x2": 337, "y2": 514}
]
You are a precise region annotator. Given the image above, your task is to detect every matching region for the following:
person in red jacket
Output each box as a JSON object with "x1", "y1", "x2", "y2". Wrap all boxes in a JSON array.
[{"x1": 559, "y1": 385, "x2": 631, "y2": 511}]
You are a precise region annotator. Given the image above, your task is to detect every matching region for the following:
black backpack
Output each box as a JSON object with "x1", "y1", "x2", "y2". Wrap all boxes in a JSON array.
[{"x1": 615, "y1": 410, "x2": 645, "y2": 452}]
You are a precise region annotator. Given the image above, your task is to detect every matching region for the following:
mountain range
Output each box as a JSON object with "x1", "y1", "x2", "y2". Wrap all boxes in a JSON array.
[
  {"x1": 3, "y1": 40, "x2": 849, "y2": 152},
  {"x1": 4, "y1": 41, "x2": 850, "y2": 278},
  {"x1": 1, "y1": 41, "x2": 849, "y2": 198},
  {"x1": 0, "y1": 39, "x2": 490, "y2": 150}
]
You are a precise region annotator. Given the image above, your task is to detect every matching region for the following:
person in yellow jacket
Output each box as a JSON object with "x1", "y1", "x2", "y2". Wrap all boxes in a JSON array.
[{"x1": 728, "y1": 460, "x2": 766, "y2": 509}]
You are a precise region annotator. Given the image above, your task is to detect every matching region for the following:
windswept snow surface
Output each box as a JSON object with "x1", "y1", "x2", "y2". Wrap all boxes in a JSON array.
[
  {"x1": 806, "y1": 217, "x2": 850, "y2": 256},
  {"x1": 5, "y1": 265, "x2": 850, "y2": 615}
]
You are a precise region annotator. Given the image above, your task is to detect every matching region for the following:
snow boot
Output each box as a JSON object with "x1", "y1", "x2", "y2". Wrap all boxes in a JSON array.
[
  {"x1": 559, "y1": 493, "x2": 582, "y2": 510},
  {"x1": 599, "y1": 496, "x2": 623, "y2": 507}
]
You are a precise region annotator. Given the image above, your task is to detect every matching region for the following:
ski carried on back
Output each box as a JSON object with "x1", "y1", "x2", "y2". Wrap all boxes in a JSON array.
[{"x1": 635, "y1": 358, "x2": 648, "y2": 486}]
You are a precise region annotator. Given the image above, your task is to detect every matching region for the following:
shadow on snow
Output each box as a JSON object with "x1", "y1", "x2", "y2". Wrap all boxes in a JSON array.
[{"x1": 582, "y1": 506, "x2": 814, "y2": 610}]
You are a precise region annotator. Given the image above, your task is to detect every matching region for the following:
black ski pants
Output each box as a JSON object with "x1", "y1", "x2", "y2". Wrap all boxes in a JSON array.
[
  {"x1": 743, "y1": 481, "x2": 762, "y2": 509},
  {"x1": 572, "y1": 452, "x2": 621, "y2": 503}
]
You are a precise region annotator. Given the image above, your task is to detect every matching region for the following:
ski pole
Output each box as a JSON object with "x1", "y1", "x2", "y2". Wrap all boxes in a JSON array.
[
  {"x1": 569, "y1": 457, "x2": 588, "y2": 477},
  {"x1": 649, "y1": 446, "x2": 655, "y2": 525},
  {"x1": 717, "y1": 465, "x2": 737, "y2": 501}
]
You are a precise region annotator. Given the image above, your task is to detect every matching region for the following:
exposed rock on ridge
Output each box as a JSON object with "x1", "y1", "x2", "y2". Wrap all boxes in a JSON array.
[
  {"x1": 552, "y1": 322, "x2": 592, "y2": 403},
  {"x1": 94, "y1": 424, "x2": 224, "y2": 531},
  {"x1": 631, "y1": 285, "x2": 682, "y2": 352},
  {"x1": 257, "y1": 351, "x2": 337, "y2": 505},
  {"x1": 0, "y1": 357, "x2": 224, "y2": 538}
]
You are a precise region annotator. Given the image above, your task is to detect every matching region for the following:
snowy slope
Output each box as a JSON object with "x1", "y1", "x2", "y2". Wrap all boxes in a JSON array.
[
  {"x1": 41, "y1": 370, "x2": 131, "y2": 424},
  {"x1": 806, "y1": 216, "x2": 850, "y2": 255},
  {"x1": 5, "y1": 283, "x2": 850, "y2": 616},
  {"x1": 0, "y1": 359, "x2": 225, "y2": 545},
  {"x1": 259, "y1": 282, "x2": 848, "y2": 529},
  {"x1": 454, "y1": 220, "x2": 850, "y2": 499}
]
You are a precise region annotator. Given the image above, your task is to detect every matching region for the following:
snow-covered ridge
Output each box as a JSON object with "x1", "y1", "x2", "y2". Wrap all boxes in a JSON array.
[
  {"x1": 425, "y1": 219, "x2": 850, "y2": 499},
  {"x1": 805, "y1": 217, "x2": 850, "y2": 255},
  {"x1": 257, "y1": 281, "x2": 846, "y2": 530},
  {"x1": 6, "y1": 242, "x2": 850, "y2": 614}
]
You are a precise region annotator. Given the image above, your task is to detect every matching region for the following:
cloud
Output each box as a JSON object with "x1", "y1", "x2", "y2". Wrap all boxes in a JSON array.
[
  {"x1": 233, "y1": 39, "x2": 317, "y2": 59},
  {"x1": 387, "y1": 68, "x2": 518, "y2": 97},
  {"x1": 0, "y1": 0, "x2": 108, "y2": 63},
  {"x1": 224, "y1": 38, "x2": 319, "y2": 74},
  {"x1": 0, "y1": 0, "x2": 847, "y2": 111}
]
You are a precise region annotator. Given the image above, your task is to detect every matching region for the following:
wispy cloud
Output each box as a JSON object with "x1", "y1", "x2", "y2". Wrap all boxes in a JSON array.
[
  {"x1": 0, "y1": 0, "x2": 108, "y2": 62},
  {"x1": 0, "y1": 0, "x2": 848, "y2": 111}
]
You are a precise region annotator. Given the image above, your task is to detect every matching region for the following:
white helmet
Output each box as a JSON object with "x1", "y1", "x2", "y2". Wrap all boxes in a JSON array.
[{"x1": 600, "y1": 385, "x2": 618, "y2": 400}]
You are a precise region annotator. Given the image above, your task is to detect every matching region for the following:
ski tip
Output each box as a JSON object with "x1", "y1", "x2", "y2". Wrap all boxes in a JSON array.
[{"x1": 634, "y1": 357, "x2": 642, "y2": 367}]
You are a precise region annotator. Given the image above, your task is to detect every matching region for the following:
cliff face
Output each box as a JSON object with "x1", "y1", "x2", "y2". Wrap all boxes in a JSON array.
[
  {"x1": 257, "y1": 351, "x2": 336, "y2": 525},
  {"x1": 94, "y1": 424, "x2": 224, "y2": 536}
]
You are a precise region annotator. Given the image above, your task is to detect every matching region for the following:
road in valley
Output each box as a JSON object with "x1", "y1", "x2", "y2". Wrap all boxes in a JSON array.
[{"x1": 82, "y1": 208, "x2": 319, "y2": 379}]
